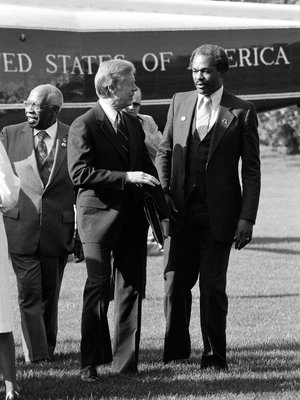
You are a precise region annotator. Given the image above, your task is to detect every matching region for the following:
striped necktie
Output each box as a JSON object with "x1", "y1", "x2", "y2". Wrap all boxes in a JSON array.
[
  {"x1": 36, "y1": 130, "x2": 48, "y2": 167},
  {"x1": 196, "y1": 96, "x2": 212, "y2": 141},
  {"x1": 116, "y1": 111, "x2": 129, "y2": 153}
]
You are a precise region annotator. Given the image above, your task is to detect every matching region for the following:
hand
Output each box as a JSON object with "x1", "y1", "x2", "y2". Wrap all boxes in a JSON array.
[
  {"x1": 126, "y1": 171, "x2": 161, "y2": 187},
  {"x1": 234, "y1": 219, "x2": 254, "y2": 250},
  {"x1": 73, "y1": 230, "x2": 84, "y2": 263},
  {"x1": 161, "y1": 218, "x2": 170, "y2": 238},
  {"x1": 165, "y1": 193, "x2": 178, "y2": 219}
]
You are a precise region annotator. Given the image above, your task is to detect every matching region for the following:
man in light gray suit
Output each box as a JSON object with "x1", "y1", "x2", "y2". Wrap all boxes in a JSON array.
[{"x1": 0, "y1": 84, "x2": 75, "y2": 363}]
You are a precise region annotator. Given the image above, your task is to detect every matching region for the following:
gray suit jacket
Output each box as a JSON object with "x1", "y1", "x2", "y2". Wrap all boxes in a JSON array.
[{"x1": 0, "y1": 121, "x2": 75, "y2": 255}]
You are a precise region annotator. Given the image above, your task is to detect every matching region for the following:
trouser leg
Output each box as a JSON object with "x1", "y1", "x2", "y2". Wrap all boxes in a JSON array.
[
  {"x1": 11, "y1": 254, "x2": 49, "y2": 362},
  {"x1": 112, "y1": 206, "x2": 145, "y2": 373},
  {"x1": 163, "y1": 229, "x2": 200, "y2": 362},
  {"x1": 113, "y1": 267, "x2": 142, "y2": 373},
  {"x1": 80, "y1": 243, "x2": 113, "y2": 367},
  {"x1": 0, "y1": 332, "x2": 17, "y2": 393},
  {"x1": 198, "y1": 232, "x2": 231, "y2": 364},
  {"x1": 40, "y1": 254, "x2": 67, "y2": 358}
]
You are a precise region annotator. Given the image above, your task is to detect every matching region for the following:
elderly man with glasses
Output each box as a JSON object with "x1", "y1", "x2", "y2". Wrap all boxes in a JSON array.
[{"x1": 0, "y1": 84, "x2": 76, "y2": 363}]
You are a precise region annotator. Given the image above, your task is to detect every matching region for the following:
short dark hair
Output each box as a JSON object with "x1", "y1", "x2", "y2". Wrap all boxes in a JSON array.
[
  {"x1": 94, "y1": 59, "x2": 136, "y2": 98},
  {"x1": 189, "y1": 44, "x2": 229, "y2": 73}
]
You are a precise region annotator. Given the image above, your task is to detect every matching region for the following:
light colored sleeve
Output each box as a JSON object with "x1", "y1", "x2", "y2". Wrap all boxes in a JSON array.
[
  {"x1": 0, "y1": 141, "x2": 20, "y2": 212},
  {"x1": 139, "y1": 114, "x2": 162, "y2": 163}
]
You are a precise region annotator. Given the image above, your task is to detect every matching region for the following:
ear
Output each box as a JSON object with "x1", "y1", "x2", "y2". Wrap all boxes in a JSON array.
[
  {"x1": 219, "y1": 70, "x2": 226, "y2": 79},
  {"x1": 52, "y1": 105, "x2": 60, "y2": 118},
  {"x1": 108, "y1": 85, "x2": 115, "y2": 95}
]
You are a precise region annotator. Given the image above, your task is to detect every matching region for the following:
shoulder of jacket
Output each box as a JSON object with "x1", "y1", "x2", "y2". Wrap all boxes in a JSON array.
[
  {"x1": 70, "y1": 107, "x2": 94, "y2": 126},
  {"x1": 3, "y1": 121, "x2": 27, "y2": 132},
  {"x1": 223, "y1": 90, "x2": 255, "y2": 110},
  {"x1": 124, "y1": 111, "x2": 141, "y2": 125},
  {"x1": 174, "y1": 90, "x2": 196, "y2": 99},
  {"x1": 138, "y1": 113, "x2": 154, "y2": 122},
  {"x1": 58, "y1": 120, "x2": 70, "y2": 131}
]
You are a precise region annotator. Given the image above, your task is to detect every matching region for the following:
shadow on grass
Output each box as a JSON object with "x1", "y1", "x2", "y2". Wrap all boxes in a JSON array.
[
  {"x1": 247, "y1": 247, "x2": 300, "y2": 255},
  {"x1": 245, "y1": 236, "x2": 300, "y2": 255},
  {"x1": 230, "y1": 293, "x2": 299, "y2": 299},
  {"x1": 252, "y1": 237, "x2": 300, "y2": 244},
  {"x1": 15, "y1": 343, "x2": 299, "y2": 399}
]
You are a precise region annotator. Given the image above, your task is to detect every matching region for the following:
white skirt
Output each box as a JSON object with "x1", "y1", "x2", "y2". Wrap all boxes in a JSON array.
[{"x1": 0, "y1": 213, "x2": 14, "y2": 333}]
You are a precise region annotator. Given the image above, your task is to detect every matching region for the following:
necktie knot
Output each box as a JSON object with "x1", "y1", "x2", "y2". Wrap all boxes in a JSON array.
[
  {"x1": 38, "y1": 130, "x2": 48, "y2": 141},
  {"x1": 202, "y1": 96, "x2": 211, "y2": 107}
]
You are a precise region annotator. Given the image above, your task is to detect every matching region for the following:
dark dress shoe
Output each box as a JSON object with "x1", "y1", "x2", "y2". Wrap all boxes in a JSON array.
[
  {"x1": 163, "y1": 357, "x2": 189, "y2": 365},
  {"x1": 6, "y1": 390, "x2": 20, "y2": 400},
  {"x1": 80, "y1": 365, "x2": 100, "y2": 382},
  {"x1": 32, "y1": 358, "x2": 50, "y2": 364},
  {"x1": 201, "y1": 354, "x2": 228, "y2": 371}
]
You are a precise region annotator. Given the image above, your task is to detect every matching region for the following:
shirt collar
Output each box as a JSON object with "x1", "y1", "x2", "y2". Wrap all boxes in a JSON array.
[
  {"x1": 34, "y1": 121, "x2": 58, "y2": 139},
  {"x1": 99, "y1": 98, "x2": 118, "y2": 123},
  {"x1": 197, "y1": 86, "x2": 223, "y2": 109}
]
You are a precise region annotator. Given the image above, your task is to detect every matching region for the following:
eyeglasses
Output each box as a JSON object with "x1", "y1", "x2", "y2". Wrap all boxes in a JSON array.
[
  {"x1": 132, "y1": 102, "x2": 141, "y2": 107},
  {"x1": 24, "y1": 101, "x2": 56, "y2": 112}
]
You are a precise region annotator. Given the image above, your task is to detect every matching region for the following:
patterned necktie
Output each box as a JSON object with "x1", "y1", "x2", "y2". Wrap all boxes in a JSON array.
[
  {"x1": 116, "y1": 111, "x2": 129, "y2": 153},
  {"x1": 36, "y1": 130, "x2": 48, "y2": 167},
  {"x1": 196, "y1": 96, "x2": 212, "y2": 141}
]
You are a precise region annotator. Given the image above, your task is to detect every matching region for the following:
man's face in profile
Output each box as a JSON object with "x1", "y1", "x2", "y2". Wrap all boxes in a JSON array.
[{"x1": 113, "y1": 72, "x2": 137, "y2": 110}]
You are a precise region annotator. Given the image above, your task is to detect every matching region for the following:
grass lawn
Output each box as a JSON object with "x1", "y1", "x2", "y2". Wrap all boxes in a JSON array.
[{"x1": 2, "y1": 147, "x2": 300, "y2": 399}]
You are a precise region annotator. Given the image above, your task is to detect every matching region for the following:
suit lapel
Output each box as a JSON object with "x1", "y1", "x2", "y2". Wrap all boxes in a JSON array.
[
  {"x1": 207, "y1": 90, "x2": 236, "y2": 163},
  {"x1": 177, "y1": 92, "x2": 197, "y2": 189},
  {"x1": 173, "y1": 90, "x2": 198, "y2": 191},
  {"x1": 46, "y1": 121, "x2": 68, "y2": 188},
  {"x1": 20, "y1": 123, "x2": 43, "y2": 185},
  {"x1": 178, "y1": 91, "x2": 198, "y2": 147},
  {"x1": 94, "y1": 103, "x2": 129, "y2": 166}
]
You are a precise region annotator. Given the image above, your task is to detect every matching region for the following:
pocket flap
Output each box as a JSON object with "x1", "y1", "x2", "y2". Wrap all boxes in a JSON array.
[
  {"x1": 3, "y1": 207, "x2": 19, "y2": 220},
  {"x1": 79, "y1": 196, "x2": 108, "y2": 209}
]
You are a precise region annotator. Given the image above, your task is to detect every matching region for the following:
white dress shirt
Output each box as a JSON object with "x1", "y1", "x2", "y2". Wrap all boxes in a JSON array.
[
  {"x1": 33, "y1": 121, "x2": 58, "y2": 154},
  {"x1": 99, "y1": 98, "x2": 118, "y2": 132}
]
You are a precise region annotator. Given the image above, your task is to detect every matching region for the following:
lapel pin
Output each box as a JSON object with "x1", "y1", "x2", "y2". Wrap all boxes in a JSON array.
[
  {"x1": 181, "y1": 116, "x2": 187, "y2": 121},
  {"x1": 222, "y1": 119, "x2": 228, "y2": 125},
  {"x1": 61, "y1": 140, "x2": 67, "y2": 147}
]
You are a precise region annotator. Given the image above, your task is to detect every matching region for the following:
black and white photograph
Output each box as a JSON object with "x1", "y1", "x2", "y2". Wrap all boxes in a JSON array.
[{"x1": 0, "y1": 1, "x2": 299, "y2": 399}]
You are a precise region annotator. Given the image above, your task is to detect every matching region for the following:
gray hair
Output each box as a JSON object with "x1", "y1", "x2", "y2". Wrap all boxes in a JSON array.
[
  {"x1": 189, "y1": 44, "x2": 229, "y2": 73},
  {"x1": 94, "y1": 59, "x2": 136, "y2": 98}
]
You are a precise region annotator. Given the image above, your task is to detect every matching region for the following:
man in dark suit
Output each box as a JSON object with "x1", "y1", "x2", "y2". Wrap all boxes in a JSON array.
[
  {"x1": 156, "y1": 44, "x2": 261, "y2": 370},
  {"x1": 68, "y1": 59, "x2": 169, "y2": 380},
  {"x1": 0, "y1": 84, "x2": 75, "y2": 363}
]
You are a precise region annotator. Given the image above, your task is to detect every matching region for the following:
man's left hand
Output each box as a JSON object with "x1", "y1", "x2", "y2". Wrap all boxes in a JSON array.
[{"x1": 234, "y1": 219, "x2": 254, "y2": 250}]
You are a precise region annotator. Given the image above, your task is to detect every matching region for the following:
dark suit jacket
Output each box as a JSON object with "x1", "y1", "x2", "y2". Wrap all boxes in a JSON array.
[
  {"x1": 67, "y1": 102, "x2": 169, "y2": 245},
  {"x1": 156, "y1": 89, "x2": 261, "y2": 242},
  {"x1": 0, "y1": 121, "x2": 75, "y2": 255}
]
